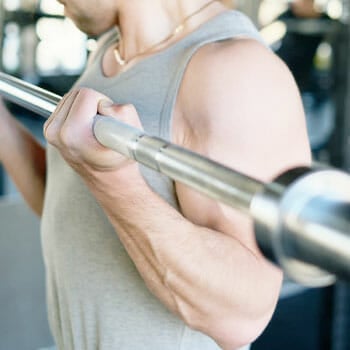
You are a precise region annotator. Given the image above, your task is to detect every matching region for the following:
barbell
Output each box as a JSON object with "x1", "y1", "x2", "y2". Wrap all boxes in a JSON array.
[{"x1": 0, "y1": 72, "x2": 349, "y2": 287}]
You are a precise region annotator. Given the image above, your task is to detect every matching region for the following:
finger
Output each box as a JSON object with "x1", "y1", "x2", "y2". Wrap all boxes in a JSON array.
[
  {"x1": 43, "y1": 91, "x2": 70, "y2": 135},
  {"x1": 62, "y1": 89, "x2": 113, "y2": 140},
  {"x1": 44, "y1": 89, "x2": 80, "y2": 142}
]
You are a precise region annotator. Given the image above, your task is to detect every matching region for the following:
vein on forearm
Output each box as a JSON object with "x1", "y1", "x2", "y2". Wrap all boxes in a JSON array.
[{"x1": 84, "y1": 172, "x2": 275, "y2": 330}]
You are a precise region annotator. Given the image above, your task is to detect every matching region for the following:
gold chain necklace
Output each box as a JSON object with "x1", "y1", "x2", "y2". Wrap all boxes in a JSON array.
[{"x1": 114, "y1": 0, "x2": 219, "y2": 66}]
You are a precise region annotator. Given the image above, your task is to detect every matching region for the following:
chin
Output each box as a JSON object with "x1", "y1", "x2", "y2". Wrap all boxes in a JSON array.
[
  {"x1": 63, "y1": 9, "x2": 114, "y2": 36},
  {"x1": 77, "y1": 23, "x2": 114, "y2": 36}
]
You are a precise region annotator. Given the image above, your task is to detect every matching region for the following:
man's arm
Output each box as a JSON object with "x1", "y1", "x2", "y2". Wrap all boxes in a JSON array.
[
  {"x1": 44, "y1": 95, "x2": 281, "y2": 350},
  {"x1": 43, "y1": 39, "x2": 310, "y2": 349},
  {"x1": 172, "y1": 38, "x2": 311, "y2": 345},
  {"x1": 0, "y1": 100, "x2": 46, "y2": 215}
]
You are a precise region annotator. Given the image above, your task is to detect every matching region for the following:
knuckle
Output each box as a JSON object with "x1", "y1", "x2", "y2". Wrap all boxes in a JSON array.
[
  {"x1": 59, "y1": 126, "x2": 73, "y2": 147},
  {"x1": 77, "y1": 87, "x2": 106, "y2": 102},
  {"x1": 43, "y1": 121, "x2": 54, "y2": 140},
  {"x1": 43, "y1": 127, "x2": 51, "y2": 141},
  {"x1": 76, "y1": 87, "x2": 93, "y2": 100},
  {"x1": 44, "y1": 127, "x2": 58, "y2": 146},
  {"x1": 67, "y1": 88, "x2": 81, "y2": 98},
  {"x1": 78, "y1": 87, "x2": 93, "y2": 95}
]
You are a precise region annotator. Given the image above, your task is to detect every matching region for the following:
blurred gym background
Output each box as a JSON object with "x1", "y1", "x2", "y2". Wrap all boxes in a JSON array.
[{"x1": 0, "y1": 0, "x2": 350, "y2": 349}]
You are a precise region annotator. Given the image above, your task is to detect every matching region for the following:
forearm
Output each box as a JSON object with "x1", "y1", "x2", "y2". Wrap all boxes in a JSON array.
[
  {"x1": 0, "y1": 111, "x2": 46, "y2": 215},
  {"x1": 84, "y1": 166, "x2": 282, "y2": 349}
]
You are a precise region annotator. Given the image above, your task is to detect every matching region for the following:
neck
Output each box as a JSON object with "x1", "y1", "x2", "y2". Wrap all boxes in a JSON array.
[{"x1": 116, "y1": 0, "x2": 225, "y2": 63}]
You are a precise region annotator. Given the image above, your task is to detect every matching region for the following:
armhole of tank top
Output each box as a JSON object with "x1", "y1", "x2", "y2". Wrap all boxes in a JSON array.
[
  {"x1": 86, "y1": 28, "x2": 119, "y2": 68},
  {"x1": 159, "y1": 31, "x2": 265, "y2": 142}
]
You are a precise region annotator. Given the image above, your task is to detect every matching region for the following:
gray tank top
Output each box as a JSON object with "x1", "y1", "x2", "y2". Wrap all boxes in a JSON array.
[{"x1": 41, "y1": 10, "x2": 263, "y2": 350}]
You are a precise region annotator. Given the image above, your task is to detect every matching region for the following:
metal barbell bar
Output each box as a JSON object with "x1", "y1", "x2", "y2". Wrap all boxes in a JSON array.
[{"x1": 0, "y1": 72, "x2": 350, "y2": 287}]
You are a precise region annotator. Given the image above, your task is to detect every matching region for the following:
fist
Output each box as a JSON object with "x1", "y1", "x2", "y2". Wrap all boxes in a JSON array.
[{"x1": 44, "y1": 88, "x2": 143, "y2": 174}]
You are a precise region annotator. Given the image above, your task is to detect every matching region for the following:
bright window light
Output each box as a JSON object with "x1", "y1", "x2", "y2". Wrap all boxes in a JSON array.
[
  {"x1": 327, "y1": 0, "x2": 343, "y2": 19},
  {"x1": 3, "y1": 0, "x2": 21, "y2": 11},
  {"x1": 314, "y1": 42, "x2": 333, "y2": 70},
  {"x1": 2, "y1": 23, "x2": 20, "y2": 72},
  {"x1": 86, "y1": 38, "x2": 98, "y2": 52},
  {"x1": 36, "y1": 18, "x2": 63, "y2": 40},
  {"x1": 35, "y1": 18, "x2": 87, "y2": 75},
  {"x1": 259, "y1": 0, "x2": 288, "y2": 26},
  {"x1": 260, "y1": 20, "x2": 287, "y2": 46},
  {"x1": 36, "y1": 40, "x2": 60, "y2": 72},
  {"x1": 40, "y1": 0, "x2": 64, "y2": 15}
]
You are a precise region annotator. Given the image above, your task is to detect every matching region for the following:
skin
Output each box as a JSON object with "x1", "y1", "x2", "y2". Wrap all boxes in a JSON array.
[
  {"x1": 291, "y1": 0, "x2": 322, "y2": 18},
  {"x1": 0, "y1": 100, "x2": 46, "y2": 214},
  {"x1": 0, "y1": 0, "x2": 312, "y2": 348}
]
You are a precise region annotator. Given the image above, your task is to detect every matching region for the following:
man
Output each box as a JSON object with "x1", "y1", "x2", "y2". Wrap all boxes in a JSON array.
[
  {"x1": 275, "y1": 0, "x2": 335, "y2": 154},
  {"x1": 0, "y1": 0, "x2": 311, "y2": 349},
  {"x1": 275, "y1": 0, "x2": 330, "y2": 91}
]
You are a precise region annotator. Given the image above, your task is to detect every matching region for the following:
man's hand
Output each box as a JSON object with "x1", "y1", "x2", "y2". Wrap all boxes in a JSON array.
[{"x1": 44, "y1": 88, "x2": 143, "y2": 175}]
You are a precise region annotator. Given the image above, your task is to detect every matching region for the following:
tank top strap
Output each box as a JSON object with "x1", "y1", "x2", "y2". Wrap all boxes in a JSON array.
[{"x1": 159, "y1": 10, "x2": 265, "y2": 140}]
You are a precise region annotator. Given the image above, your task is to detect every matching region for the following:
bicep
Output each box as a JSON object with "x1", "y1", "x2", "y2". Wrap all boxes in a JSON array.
[{"x1": 174, "y1": 38, "x2": 311, "y2": 249}]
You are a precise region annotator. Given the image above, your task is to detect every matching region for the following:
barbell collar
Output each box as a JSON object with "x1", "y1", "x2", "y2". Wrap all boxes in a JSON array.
[{"x1": 252, "y1": 168, "x2": 350, "y2": 287}]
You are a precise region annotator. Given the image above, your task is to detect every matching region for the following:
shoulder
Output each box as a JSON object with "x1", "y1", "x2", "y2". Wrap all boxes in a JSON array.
[
  {"x1": 179, "y1": 38, "x2": 296, "y2": 112},
  {"x1": 175, "y1": 38, "x2": 311, "y2": 180}
]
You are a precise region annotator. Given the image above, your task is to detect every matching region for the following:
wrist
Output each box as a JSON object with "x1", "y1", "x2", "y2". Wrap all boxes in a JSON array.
[
  {"x1": 84, "y1": 162, "x2": 155, "y2": 224},
  {"x1": 85, "y1": 162, "x2": 147, "y2": 197}
]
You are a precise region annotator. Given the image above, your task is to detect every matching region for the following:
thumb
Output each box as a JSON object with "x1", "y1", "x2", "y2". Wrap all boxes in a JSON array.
[
  {"x1": 97, "y1": 100, "x2": 142, "y2": 129},
  {"x1": 98, "y1": 99, "x2": 115, "y2": 115}
]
